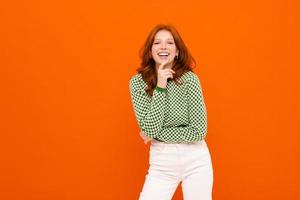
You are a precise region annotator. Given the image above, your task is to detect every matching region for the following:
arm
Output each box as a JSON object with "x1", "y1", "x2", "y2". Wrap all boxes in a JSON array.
[
  {"x1": 156, "y1": 74, "x2": 207, "y2": 143},
  {"x1": 129, "y1": 78, "x2": 166, "y2": 139}
]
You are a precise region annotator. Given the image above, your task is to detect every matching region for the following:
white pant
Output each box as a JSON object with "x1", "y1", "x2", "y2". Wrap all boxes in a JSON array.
[{"x1": 139, "y1": 139, "x2": 214, "y2": 200}]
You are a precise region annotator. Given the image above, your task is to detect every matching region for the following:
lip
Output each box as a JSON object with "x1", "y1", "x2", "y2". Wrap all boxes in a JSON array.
[
  {"x1": 158, "y1": 55, "x2": 170, "y2": 60},
  {"x1": 157, "y1": 52, "x2": 170, "y2": 56}
]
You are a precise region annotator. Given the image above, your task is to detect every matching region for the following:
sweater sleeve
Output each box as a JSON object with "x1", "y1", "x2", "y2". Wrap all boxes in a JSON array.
[
  {"x1": 129, "y1": 78, "x2": 166, "y2": 139},
  {"x1": 155, "y1": 74, "x2": 207, "y2": 143}
]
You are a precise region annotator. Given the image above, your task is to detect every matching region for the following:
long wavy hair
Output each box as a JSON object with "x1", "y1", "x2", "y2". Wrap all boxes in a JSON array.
[{"x1": 136, "y1": 24, "x2": 196, "y2": 96}]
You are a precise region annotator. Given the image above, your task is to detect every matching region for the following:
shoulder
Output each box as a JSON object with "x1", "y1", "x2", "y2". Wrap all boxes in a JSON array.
[
  {"x1": 129, "y1": 73, "x2": 147, "y2": 92},
  {"x1": 180, "y1": 71, "x2": 200, "y2": 84}
]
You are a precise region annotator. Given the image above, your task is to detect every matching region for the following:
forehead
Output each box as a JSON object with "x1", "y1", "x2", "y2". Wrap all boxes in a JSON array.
[{"x1": 154, "y1": 30, "x2": 174, "y2": 40}]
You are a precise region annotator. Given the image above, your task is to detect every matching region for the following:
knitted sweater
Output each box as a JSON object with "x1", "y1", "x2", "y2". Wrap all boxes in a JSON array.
[{"x1": 129, "y1": 70, "x2": 207, "y2": 143}]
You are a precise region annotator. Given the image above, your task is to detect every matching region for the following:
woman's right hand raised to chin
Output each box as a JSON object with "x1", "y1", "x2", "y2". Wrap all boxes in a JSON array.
[{"x1": 156, "y1": 58, "x2": 175, "y2": 88}]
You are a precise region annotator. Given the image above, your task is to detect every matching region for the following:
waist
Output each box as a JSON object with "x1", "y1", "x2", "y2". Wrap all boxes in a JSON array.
[{"x1": 152, "y1": 138, "x2": 205, "y2": 145}]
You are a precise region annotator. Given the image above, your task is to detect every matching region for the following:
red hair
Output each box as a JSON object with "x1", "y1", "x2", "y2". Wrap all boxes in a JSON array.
[{"x1": 136, "y1": 24, "x2": 196, "y2": 96}]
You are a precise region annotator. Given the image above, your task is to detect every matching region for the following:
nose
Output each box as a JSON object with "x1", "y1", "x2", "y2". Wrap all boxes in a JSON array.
[{"x1": 160, "y1": 42, "x2": 167, "y2": 49}]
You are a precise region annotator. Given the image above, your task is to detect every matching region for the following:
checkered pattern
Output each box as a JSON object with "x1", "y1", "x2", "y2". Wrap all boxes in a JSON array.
[{"x1": 129, "y1": 71, "x2": 207, "y2": 143}]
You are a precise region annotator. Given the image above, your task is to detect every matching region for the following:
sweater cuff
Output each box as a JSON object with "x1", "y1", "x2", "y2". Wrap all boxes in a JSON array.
[{"x1": 155, "y1": 86, "x2": 166, "y2": 92}]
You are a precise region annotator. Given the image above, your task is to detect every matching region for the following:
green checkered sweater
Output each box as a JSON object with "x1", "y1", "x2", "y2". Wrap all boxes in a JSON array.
[{"x1": 129, "y1": 71, "x2": 207, "y2": 143}]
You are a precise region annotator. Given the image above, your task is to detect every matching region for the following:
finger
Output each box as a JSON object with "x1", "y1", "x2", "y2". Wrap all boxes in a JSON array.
[
  {"x1": 145, "y1": 138, "x2": 151, "y2": 143},
  {"x1": 164, "y1": 73, "x2": 173, "y2": 79},
  {"x1": 158, "y1": 61, "x2": 168, "y2": 70},
  {"x1": 162, "y1": 68, "x2": 175, "y2": 74},
  {"x1": 140, "y1": 133, "x2": 147, "y2": 140},
  {"x1": 167, "y1": 69, "x2": 176, "y2": 73},
  {"x1": 159, "y1": 57, "x2": 172, "y2": 69},
  {"x1": 158, "y1": 59, "x2": 167, "y2": 68},
  {"x1": 162, "y1": 70, "x2": 174, "y2": 75},
  {"x1": 140, "y1": 131, "x2": 146, "y2": 136}
]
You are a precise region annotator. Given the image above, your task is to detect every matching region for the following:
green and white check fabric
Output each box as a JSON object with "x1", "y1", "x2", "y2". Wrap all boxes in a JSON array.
[{"x1": 129, "y1": 71, "x2": 207, "y2": 143}]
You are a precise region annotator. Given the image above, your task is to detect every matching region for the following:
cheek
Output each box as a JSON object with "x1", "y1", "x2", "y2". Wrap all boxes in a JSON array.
[
  {"x1": 151, "y1": 48, "x2": 158, "y2": 58},
  {"x1": 151, "y1": 46, "x2": 157, "y2": 52},
  {"x1": 171, "y1": 47, "x2": 177, "y2": 54},
  {"x1": 151, "y1": 51, "x2": 156, "y2": 58}
]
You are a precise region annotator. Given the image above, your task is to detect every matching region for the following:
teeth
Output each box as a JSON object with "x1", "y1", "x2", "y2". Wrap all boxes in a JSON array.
[{"x1": 158, "y1": 52, "x2": 169, "y2": 56}]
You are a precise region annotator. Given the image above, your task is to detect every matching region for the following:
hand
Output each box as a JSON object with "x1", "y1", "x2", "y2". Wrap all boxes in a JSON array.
[
  {"x1": 139, "y1": 131, "x2": 153, "y2": 144},
  {"x1": 157, "y1": 57, "x2": 175, "y2": 88}
]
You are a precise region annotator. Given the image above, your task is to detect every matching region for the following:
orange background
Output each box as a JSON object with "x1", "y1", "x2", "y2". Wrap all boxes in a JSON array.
[{"x1": 1, "y1": 0, "x2": 299, "y2": 199}]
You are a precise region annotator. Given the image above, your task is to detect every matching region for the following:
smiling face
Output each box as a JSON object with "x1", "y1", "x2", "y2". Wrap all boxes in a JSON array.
[{"x1": 151, "y1": 30, "x2": 179, "y2": 69}]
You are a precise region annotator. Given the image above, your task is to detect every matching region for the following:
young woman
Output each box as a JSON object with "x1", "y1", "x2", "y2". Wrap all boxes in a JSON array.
[{"x1": 129, "y1": 24, "x2": 214, "y2": 200}]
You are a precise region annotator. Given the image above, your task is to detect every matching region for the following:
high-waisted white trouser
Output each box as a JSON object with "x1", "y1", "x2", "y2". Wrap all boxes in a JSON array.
[{"x1": 139, "y1": 139, "x2": 214, "y2": 200}]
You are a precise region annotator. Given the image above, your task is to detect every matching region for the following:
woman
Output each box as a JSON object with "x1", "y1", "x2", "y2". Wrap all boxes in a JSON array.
[{"x1": 129, "y1": 24, "x2": 214, "y2": 200}]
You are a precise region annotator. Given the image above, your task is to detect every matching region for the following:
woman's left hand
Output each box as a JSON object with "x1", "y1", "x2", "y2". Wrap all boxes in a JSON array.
[{"x1": 139, "y1": 131, "x2": 153, "y2": 144}]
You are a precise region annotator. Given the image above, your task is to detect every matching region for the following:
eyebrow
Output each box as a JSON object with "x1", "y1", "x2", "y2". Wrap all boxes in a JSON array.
[{"x1": 154, "y1": 38, "x2": 174, "y2": 41}]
